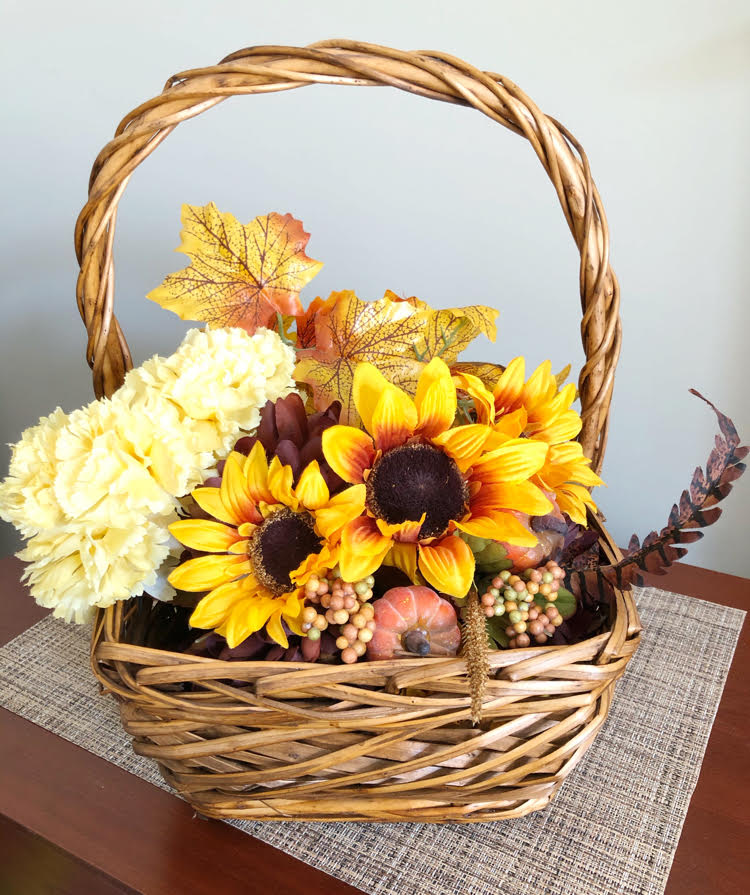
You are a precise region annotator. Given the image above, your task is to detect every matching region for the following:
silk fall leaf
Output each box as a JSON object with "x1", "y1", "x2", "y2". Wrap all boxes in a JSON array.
[
  {"x1": 147, "y1": 203, "x2": 322, "y2": 334},
  {"x1": 294, "y1": 290, "x2": 498, "y2": 425}
]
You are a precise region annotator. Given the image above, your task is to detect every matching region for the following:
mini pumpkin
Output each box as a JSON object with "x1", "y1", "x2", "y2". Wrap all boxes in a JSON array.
[{"x1": 367, "y1": 585, "x2": 461, "y2": 660}]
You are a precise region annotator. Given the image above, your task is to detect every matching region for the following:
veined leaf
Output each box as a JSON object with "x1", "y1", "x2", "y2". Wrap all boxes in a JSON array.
[
  {"x1": 147, "y1": 203, "x2": 322, "y2": 334},
  {"x1": 294, "y1": 290, "x2": 498, "y2": 425}
]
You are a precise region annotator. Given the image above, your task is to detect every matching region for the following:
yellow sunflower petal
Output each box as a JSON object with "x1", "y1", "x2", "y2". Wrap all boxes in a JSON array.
[
  {"x1": 375, "y1": 514, "x2": 425, "y2": 544},
  {"x1": 492, "y1": 357, "x2": 525, "y2": 415},
  {"x1": 321, "y1": 426, "x2": 376, "y2": 485},
  {"x1": 191, "y1": 486, "x2": 240, "y2": 525},
  {"x1": 370, "y1": 383, "x2": 418, "y2": 453},
  {"x1": 453, "y1": 371, "x2": 495, "y2": 426},
  {"x1": 189, "y1": 576, "x2": 258, "y2": 630},
  {"x1": 471, "y1": 481, "x2": 553, "y2": 516},
  {"x1": 267, "y1": 456, "x2": 298, "y2": 510},
  {"x1": 169, "y1": 553, "x2": 250, "y2": 592},
  {"x1": 352, "y1": 362, "x2": 390, "y2": 436},
  {"x1": 221, "y1": 451, "x2": 260, "y2": 524},
  {"x1": 431, "y1": 424, "x2": 492, "y2": 471},
  {"x1": 522, "y1": 360, "x2": 557, "y2": 412},
  {"x1": 491, "y1": 407, "x2": 528, "y2": 440},
  {"x1": 291, "y1": 544, "x2": 338, "y2": 586},
  {"x1": 556, "y1": 483, "x2": 597, "y2": 525},
  {"x1": 339, "y1": 517, "x2": 392, "y2": 580},
  {"x1": 382, "y1": 542, "x2": 420, "y2": 583},
  {"x1": 414, "y1": 357, "x2": 457, "y2": 438},
  {"x1": 221, "y1": 595, "x2": 276, "y2": 648},
  {"x1": 282, "y1": 590, "x2": 305, "y2": 637},
  {"x1": 417, "y1": 535, "x2": 475, "y2": 598},
  {"x1": 294, "y1": 460, "x2": 330, "y2": 511},
  {"x1": 237, "y1": 521, "x2": 258, "y2": 537},
  {"x1": 455, "y1": 511, "x2": 538, "y2": 546},
  {"x1": 314, "y1": 484, "x2": 367, "y2": 540},
  {"x1": 265, "y1": 606, "x2": 290, "y2": 648},
  {"x1": 244, "y1": 441, "x2": 274, "y2": 504},
  {"x1": 169, "y1": 519, "x2": 242, "y2": 553},
  {"x1": 471, "y1": 438, "x2": 548, "y2": 484}
]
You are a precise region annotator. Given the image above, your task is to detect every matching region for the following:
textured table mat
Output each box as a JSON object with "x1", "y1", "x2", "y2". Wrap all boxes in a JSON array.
[{"x1": 0, "y1": 586, "x2": 744, "y2": 895}]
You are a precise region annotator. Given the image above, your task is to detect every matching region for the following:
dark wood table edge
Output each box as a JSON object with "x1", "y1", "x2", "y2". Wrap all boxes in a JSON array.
[{"x1": 0, "y1": 556, "x2": 747, "y2": 895}]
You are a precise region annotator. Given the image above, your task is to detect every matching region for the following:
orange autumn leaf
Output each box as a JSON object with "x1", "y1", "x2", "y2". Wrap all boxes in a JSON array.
[
  {"x1": 147, "y1": 202, "x2": 323, "y2": 334},
  {"x1": 294, "y1": 290, "x2": 498, "y2": 425},
  {"x1": 295, "y1": 294, "x2": 337, "y2": 349}
]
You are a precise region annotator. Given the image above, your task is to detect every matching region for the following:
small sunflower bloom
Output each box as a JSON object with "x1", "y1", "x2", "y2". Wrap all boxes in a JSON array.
[
  {"x1": 322, "y1": 358, "x2": 551, "y2": 598},
  {"x1": 168, "y1": 442, "x2": 365, "y2": 647},
  {"x1": 455, "y1": 357, "x2": 603, "y2": 523}
]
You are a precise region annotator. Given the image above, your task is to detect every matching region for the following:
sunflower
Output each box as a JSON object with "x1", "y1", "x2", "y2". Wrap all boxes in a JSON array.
[
  {"x1": 455, "y1": 358, "x2": 603, "y2": 524},
  {"x1": 168, "y1": 442, "x2": 365, "y2": 647},
  {"x1": 321, "y1": 358, "x2": 551, "y2": 598}
]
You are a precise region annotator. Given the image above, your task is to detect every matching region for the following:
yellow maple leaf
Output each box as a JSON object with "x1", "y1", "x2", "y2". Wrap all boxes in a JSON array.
[
  {"x1": 451, "y1": 361, "x2": 505, "y2": 389},
  {"x1": 388, "y1": 292, "x2": 498, "y2": 365},
  {"x1": 294, "y1": 290, "x2": 498, "y2": 425},
  {"x1": 147, "y1": 203, "x2": 323, "y2": 334}
]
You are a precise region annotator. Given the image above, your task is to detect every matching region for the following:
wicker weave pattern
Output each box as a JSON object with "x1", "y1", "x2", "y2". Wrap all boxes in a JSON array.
[
  {"x1": 74, "y1": 40, "x2": 620, "y2": 470},
  {"x1": 84, "y1": 42, "x2": 638, "y2": 822},
  {"x1": 91, "y1": 518, "x2": 641, "y2": 822}
]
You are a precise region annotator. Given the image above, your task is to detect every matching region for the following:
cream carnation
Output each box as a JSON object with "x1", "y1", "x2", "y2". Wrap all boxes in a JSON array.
[
  {"x1": 0, "y1": 326, "x2": 297, "y2": 622},
  {"x1": 0, "y1": 408, "x2": 68, "y2": 536},
  {"x1": 19, "y1": 513, "x2": 177, "y2": 623},
  {"x1": 132, "y1": 326, "x2": 296, "y2": 452}
]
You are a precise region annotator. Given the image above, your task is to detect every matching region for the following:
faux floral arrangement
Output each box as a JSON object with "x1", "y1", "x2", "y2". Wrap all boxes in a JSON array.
[{"x1": 1, "y1": 204, "x2": 746, "y2": 680}]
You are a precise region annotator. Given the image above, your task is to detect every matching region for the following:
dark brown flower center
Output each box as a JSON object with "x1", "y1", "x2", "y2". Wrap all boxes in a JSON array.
[
  {"x1": 249, "y1": 508, "x2": 321, "y2": 595},
  {"x1": 366, "y1": 443, "x2": 468, "y2": 540}
]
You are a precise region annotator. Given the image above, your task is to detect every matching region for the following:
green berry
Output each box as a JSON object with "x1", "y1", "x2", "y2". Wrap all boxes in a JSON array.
[{"x1": 307, "y1": 628, "x2": 321, "y2": 641}]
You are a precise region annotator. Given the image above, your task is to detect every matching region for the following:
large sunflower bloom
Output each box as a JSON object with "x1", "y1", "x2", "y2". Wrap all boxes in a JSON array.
[
  {"x1": 321, "y1": 358, "x2": 551, "y2": 598},
  {"x1": 168, "y1": 442, "x2": 365, "y2": 647},
  {"x1": 455, "y1": 357, "x2": 603, "y2": 524}
]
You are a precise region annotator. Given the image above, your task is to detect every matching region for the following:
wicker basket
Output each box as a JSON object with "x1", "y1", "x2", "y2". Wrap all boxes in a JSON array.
[{"x1": 85, "y1": 41, "x2": 642, "y2": 822}]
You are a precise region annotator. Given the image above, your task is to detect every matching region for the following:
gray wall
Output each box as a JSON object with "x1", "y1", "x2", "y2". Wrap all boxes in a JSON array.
[{"x1": 2, "y1": 0, "x2": 748, "y2": 576}]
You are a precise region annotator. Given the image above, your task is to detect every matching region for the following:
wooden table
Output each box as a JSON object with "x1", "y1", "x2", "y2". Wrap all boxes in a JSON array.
[{"x1": 0, "y1": 556, "x2": 747, "y2": 895}]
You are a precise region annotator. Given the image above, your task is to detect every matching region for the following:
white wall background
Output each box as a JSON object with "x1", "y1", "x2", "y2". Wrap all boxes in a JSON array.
[{"x1": 1, "y1": 0, "x2": 748, "y2": 576}]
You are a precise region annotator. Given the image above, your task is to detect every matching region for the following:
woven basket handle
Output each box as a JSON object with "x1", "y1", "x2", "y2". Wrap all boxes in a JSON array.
[{"x1": 74, "y1": 40, "x2": 621, "y2": 472}]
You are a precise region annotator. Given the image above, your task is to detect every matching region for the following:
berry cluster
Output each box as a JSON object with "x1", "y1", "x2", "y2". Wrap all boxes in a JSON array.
[
  {"x1": 301, "y1": 570, "x2": 377, "y2": 664},
  {"x1": 505, "y1": 602, "x2": 563, "y2": 648},
  {"x1": 480, "y1": 561, "x2": 566, "y2": 647}
]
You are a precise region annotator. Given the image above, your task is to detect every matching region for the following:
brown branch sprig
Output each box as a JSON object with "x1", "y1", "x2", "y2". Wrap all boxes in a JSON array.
[{"x1": 602, "y1": 391, "x2": 747, "y2": 590}]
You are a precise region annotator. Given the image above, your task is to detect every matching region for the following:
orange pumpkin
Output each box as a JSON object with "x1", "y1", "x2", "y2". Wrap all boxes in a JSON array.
[{"x1": 367, "y1": 585, "x2": 461, "y2": 660}]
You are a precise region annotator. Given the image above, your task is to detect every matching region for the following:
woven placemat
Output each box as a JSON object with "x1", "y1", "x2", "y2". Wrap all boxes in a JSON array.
[{"x1": 0, "y1": 586, "x2": 744, "y2": 895}]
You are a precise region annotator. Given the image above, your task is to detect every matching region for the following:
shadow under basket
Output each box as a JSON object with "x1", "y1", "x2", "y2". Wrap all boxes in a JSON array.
[{"x1": 80, "y1": 41, "x2": 640, "y2": 821}]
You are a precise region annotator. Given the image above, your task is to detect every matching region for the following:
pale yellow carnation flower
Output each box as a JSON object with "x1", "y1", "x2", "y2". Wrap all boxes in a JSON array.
[
  {"x1": 0, "y1": 408, "x2": 68, "y2": 536},
  {"x1": 132, "y1": 326, "x2": 296, "y2": 452},
  {"x1": 0, "y1": 326, "x2": 297, "y2": 622},
  {"x1": 19, "y1": 514, "x2": 177, "y2": 623}
]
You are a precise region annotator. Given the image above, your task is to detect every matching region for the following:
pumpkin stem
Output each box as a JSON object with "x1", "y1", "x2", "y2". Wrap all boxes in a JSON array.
[{"x1": 403, "y1": 629, "x2": 431, "y2": 656}]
